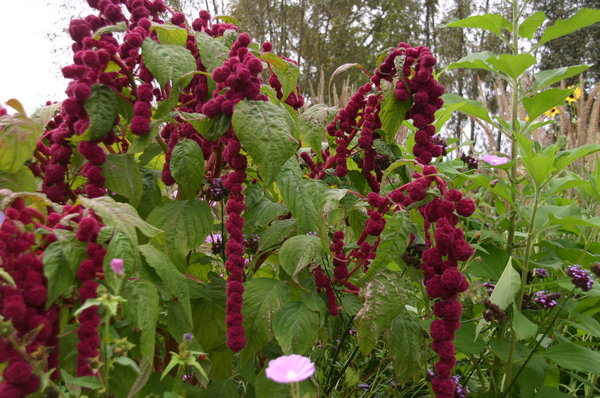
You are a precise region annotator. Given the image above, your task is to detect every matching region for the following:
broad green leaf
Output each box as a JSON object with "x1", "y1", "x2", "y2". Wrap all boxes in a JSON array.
[
  {"x1": 278, "y1": 234, "x2": 323, "y2": 281},
  {"x1": 104, "y1": 231, "x2": 140, "y2": 289},
  {"x1": 272, "y1": 301, "x2": 322, "y2": 354},
  {"x1": 147, "y1": 200, "x2": 213, "y2": 252},
  {"x1": 259, "y1": 219, "x2": 297, "y2": 251},
  {"x1": 554, "y1": 144, "x2": 600, "y2": 172},
  {"x1": 195, "y1": 32, "x2": 229, "y2": 72},
  {"x1": 214, "y1": 15, "x2": 239, "y2": 25},
  {"x1": 84, "y1": 84, "x2": 119, "y2": 141},
  {"x1": 102, "y1": 154, "x2": 143, "y2": 206},
  {"x1": 181, "y1": 112, "x2": 230, "y2": 141},
  {"x1": 261, "y1": 53, "x2": 300, "y2": 100},
  {"x1": 30, "y1": 102, "x2": 61, "y2": 130},
  {"x1": 276, "y1": 159, "x2": 318, "y2": 233},
  {"x1": 141, "y1": 38, "x2": 196, "y2": 87},
  {"x1": 0, "y1": 113, "x2": 41, "y2": 173},
  {"x1": 569, "y1": 313, "x2": 600, "y2": 338},
  {"x1": 232, "y1": 99, "x2": 297, "y2": 185},
  {"x1": 358, "y1": 212, "x2": 413, "y2": 285},
  {"x1": 80, "y1": 196, "x2": 162, "y2": 244},
  {"x1": 518, "y1": 11, "x2": 545, "y2": 39},
  {"x1": 0, "y1": 168, "x2": 37, "y2": 192},
  {"x1": 137, "y1": 168, "x2": 162, "y2": 219},
  {"x1": 355, "y1": 270, "x2": 406, "y2": 355},
  {"x1": 380, "y1": 85, "x2": 411, "y2": 143},
  {"x1": 454, "y1": 323, "x2": 486, "y2": 354},
  {"x1": 490, "y1": 258, "x2": 521, "y2": 310},
  {"x1": 386, "y1": 312, "x2": 425, "y2": 383},
  {"x1": 299, "y1": 123, "x2": 325, "y2": 161},
  {"x1": 446, "y1": 51, "x2": 496, "y2": 73},
  {"x1": 521, "y1": 154, "x2": 555, "y2": 186},
  {"x1": 152, "y1": 23, "x2": 188, "y2": 46},
  {"x1": 441, "y1": 93, "x2": 492, "y2": 123},
  {"x1": 244, "y1": 197, "x2": 288, "y2": 233},
  {"x1": 198, "y1": 380, "x2": 239, "y2": 398},
  {"x1": 93, "y1": 22, "x2": 127, "y2": 38},
  {"x1": 300, "y1": 104, "x2": 338, "y2": 127},
  {"x1": 537, "y1": 8, "x2": 600, "y2": 47},
  {"x1": 532, "y1": 65, "x2": 590, "y2": 92},
  {"x1": 154, "y1": 82, "x2": 180, "y2": 119},
  {"x1": 170, "y1": 139, "x2": 205, "y2": 200},
  {"x1": 543, "y1": 342, "x2": 600, "y2": 373},
  {"x1": 126, "y1": 359, "x2": 152, "y2": 398},
  {"x1": 523, "y1": 88, "x2": 572, "y2": 121},
  {"x1": 512, "y1": 309, "x2": 538, "y2": 340},
  {"x1": 43, "y1": 242, "x2": 75, "y2": 305},
  {"x1": 123, "y1": 280, "x2": 160, "y2": 360},
  {"x1": 139, "y1": 244, "x2": 192, "y2": 322},
  {"x1": 442, "y1": 13, "x2": 512, "y2": 36},
  {"x1": 486, "y1": 54, "x2": 537, "y2": 79},
  {"x1": 242, "y1": 278, "x2": 290, "y2": 352}
]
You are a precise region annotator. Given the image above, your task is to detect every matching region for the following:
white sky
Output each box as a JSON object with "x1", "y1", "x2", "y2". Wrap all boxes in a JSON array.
[{"x1": 0, "y1": 0, "x2": 80, "y2": 113}]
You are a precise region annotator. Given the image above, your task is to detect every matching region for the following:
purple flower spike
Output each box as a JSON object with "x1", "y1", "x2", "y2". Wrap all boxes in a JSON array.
[
  {"x1": 110, "y1": 258, "x2": 124, "y2": 275},
  {"x1": 482, "y1": 154, "x2": 509, "y2": 166},
  {"x1": 534, "y1": 268, "x2": 549, "y2": 279},
  {"x1": 265, "y1": 354, "x2": 315, "y2": 383}
]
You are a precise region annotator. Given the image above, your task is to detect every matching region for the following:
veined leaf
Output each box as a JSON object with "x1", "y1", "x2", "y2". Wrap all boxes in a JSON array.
[
  {"x1": 518, "y1": 11, "x2": 545, "y2": 39},
  {"x1": 523, "y1": 88, "x2": 572, "y2": 121},
  {"x1": 102, "y1": 154, "x2": 144, "y2": 206},
  {"x1": 442, "y1": 13, "x2": 512, "y2": 37},
  {"x1": 272, "y1": 301, "x2": 322, "y2": 355},
  {"x1": 537, "y1": 8, "x2": 600, "y2": 47},
  {"x1": 170, "y1": 139, "x2": 205, "y2": 200},
  {"x1": 532, "y1": 65, "x2": 590, "y2": 92},
  {"x1": 84, "y1": 84, "x2": 119, "y2": 141},
  {"x1": 380, "y1": 85, "x2": 411, "y2": 143},
  {"x1": 278, "y1": 234, "x2": 323, "y2": 281},
  {"x1": 195, "y1": 32, "x2": 229, "y2": 72},
  {"x1": 261, "y1": 53, "x2": 300, "y2": 101},
  {"x1": 123, "y1": 280, "x2": 160, "y2": 360},
  {"x1": 141, "y1": 38, "x2": 196, "y2": 87},
  {"x1": 0, "y1": 113, "x2": 41, "y2": 173}
]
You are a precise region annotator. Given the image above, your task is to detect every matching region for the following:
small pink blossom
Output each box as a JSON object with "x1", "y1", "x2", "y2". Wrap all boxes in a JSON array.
[
  {"x1": 110, "y1": 258, "x2": 124, "y2": 275},
  {"x1": 482, "y1": 154, "x2": 509, "y2": 166},
  {"x1": 205, "y1": 233, "x2": 222, "y2": 244},
  {"x1": 265, "y1": 354, "x2": 315, "y2": 383}
]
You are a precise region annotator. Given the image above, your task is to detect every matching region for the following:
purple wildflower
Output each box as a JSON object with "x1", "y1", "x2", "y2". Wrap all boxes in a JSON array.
[
  {"x1": 534, "y1": 291, "x2": 561, "y2": 309},
  {"x1": 566, "y1": 265, "x2": 594, "y2": 291},
  {"x1": 453, "y1": 375, "x2": 470, "y2": 397},
  {"x1": 534, "y1": 268, "x2": 549, "y2": 279},
  {"x1": 482, "y1": 154, "x2": 509, "y2": 166}
]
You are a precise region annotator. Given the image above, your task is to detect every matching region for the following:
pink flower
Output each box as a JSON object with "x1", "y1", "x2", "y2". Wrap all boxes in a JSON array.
[
  {"x1": 110, "y1": 258, "x2": 124, "y2": 275},
  {"x1": 265, "y1": 355, "x2": 315, "y2": 383},
  {"x1": 482, "y1": 154, "x2": 509, "y2": 166}
]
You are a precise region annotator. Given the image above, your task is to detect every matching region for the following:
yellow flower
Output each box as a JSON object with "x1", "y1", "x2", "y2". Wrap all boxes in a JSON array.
[
  {"x1": 566, "y1": 86, "x2": 581, "y2": 103},
  {"x1": 543, "y1": 107, "x2": 560, "y2": 117}
]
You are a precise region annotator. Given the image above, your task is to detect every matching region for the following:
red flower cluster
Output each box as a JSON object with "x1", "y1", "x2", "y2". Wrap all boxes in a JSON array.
[
  {"x1": 267, "y1": 55, "x2": 305, "y2": 110},
  {"x1": 313, "y1": 266, "x2": 339, "y2": 316},
  {"x1": 203, "y1": 33, "x2": 267, "y2": 118},
  {"x1": 0, "y1": 199, "x2": 59, "y2": 398},
  {"x1": 222, "y1": 136, "x2": 248, "y2": 352}
]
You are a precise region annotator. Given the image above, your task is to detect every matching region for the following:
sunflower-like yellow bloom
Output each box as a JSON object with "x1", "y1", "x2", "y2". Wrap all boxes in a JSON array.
[
  {"x1": 566, "y1": 86, "x2": 582, "y2": 103},
  {"x1": 543, "y1": 107, "x2": 560, "y2": 117}
]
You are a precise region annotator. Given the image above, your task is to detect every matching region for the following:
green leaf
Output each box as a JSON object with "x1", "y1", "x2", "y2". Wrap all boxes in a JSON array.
[
  {"x1": 93, "y1": 22, "x2": 127, "y2": 38},
  {"x1": 152, "y1": 23, "x2": 188, "y2": 46},
  {"x1": 279, "y1": 234, "x2": 323, "y2": 281},
  {"x1": 84, "y1": 84, "x2": 119, "y2": 141},
  {"x1": 139, "y1": 243, "x2": 192, "y2": 322},
  {"x1": 259, "y1": 219, "x2": 297, "y2": 251},
  {"x1": 154, "y1": 83, "x2": 180, "y2": 119},
  {"x1": 242, "y1": 278, "x2": 290, "y2": 352},
  {"x1": 358, "y1": 212, "x2": 413, "y2": 285},
  {"x1": 446, "y1": 51, "x2": 496, "y2": 73},
  {"x1": 537, "y1": 8, "x2": 600, "y2": 47},
  {"x1": 518, "y1": 11, "x2": 545, "y2": 39},
  {"x1": 569, "y1": 313, "x2": 600, "y2": 338},
  {"x1": 261, "y1": 53, "x2": 300, "y2": 100},
  {"x1": 532, "y1": 65, "x2": 590, "y2": 92},
  {"x1": 244, "y1": 197, "x2": 288, "y2": 233},
  {"x1": 490, "y1": 258, "x2": 521, "y2": 310},
  {"x1": 80, "y1": 196, "x2": 162, "y2": 244},
  {"x1": 102, "y1": 154, "x2": 143, "y2": 206},
  {"x1": 486, "y1": 54, "x2": 537, "y2": 79},
  {"x1": 232, "y1": 99, "x2": 297, "y2": 185},
  {"x1": 386, "y1": 312, "x2": 425, "y2": 383},
  {"x1": 43, "y1": 242, "x2": 75, "y2": 305},
  {"x1": 553, "y1": 144, "x2": 600, "y2": 172},
  {"x1": 441, "y1": 93, "x2": 492, "y2": 123},
  {"x1": 543, "y1": 342, "x2": 600, "y2": 374},
  {"x1": 355, "y1": 270, "x2": 406, "y2": 355},
  {"x1": 141, "y1": 38, "x2": 196, "y2": 88},
  {"x1": 170, "y1": 139, "x2": 205, "y2": 200},
  {"x1": 180, "y1": 112, "x2": 230, "y2": 141},
  {"x1": 380, "y1": 85, "x2": 411, "y2": 143},
  {"x1": 104, "y1": 230, "x2": 140, "y2": 288},
  {"x1": 30, "y1": 102, "x2": 62, "y2": 130},
  {"x1": 0, "y1": 168, "x2": 37, "y2": 192},
  {"x1": 512, "y1": 309, "x2": 538, "y2": 340},
  {"x1": 272, "y1": 301, "x2": 322, "y2": 355},
  {"x1": 195, "y1": 32, "x2": 229, "y2": 72},
  {"x1": 147, "y1": 200, "x2": 213, "y2": 253},
  {"x1": 123, "y1": 280, "x2": 160, "y2": 360},
  {"x1": 276, "y1": 159, "x2": 318, "y2": 233},
  {"x1": 0, "y1": 113, "x2": 41, "y2": 173},
  {"x1": 523, "y1": 88, "x2": 572, "y2": 121},
  {"x1": 442, "y1": 13, "x2": 512, "y2": 36}
]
